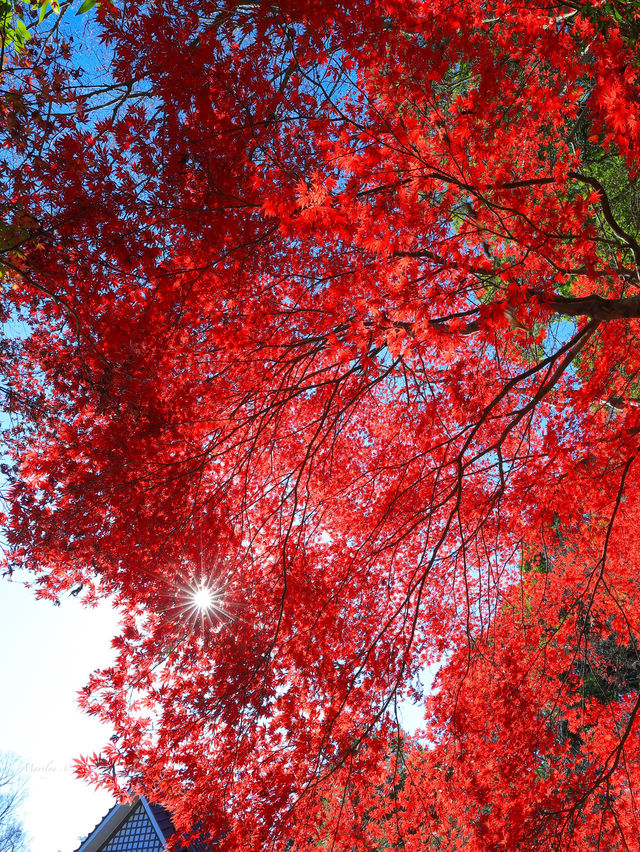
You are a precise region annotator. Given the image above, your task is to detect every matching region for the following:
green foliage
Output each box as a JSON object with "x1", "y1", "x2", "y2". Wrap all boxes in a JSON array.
[
  {"x1": 0, "y1": 0, "x2": 41, "y2": 52},
  {"x1": 521, "y1": 550, "x2": 550, "y2": 574},
  {"x1": 582, "y1": 145, "x2": 640, "y2": 247},
  {"x1": 580, "y1": 0, "x2": 640, "y2": 61},
  {"x1": 76, "y1": 0, "x2": 96, "y2": 14},
  {"x1": 575, "y1": 634, "x2": 640, "y2": 705},
  {"x1": 1, "y1": 0, "x2": 96, "y2": 54}
]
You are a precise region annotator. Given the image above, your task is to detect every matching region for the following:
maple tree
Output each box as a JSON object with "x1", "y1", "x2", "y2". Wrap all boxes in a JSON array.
[{"x1": 2, "y1": 0, "x2": 640, "y2": 847}]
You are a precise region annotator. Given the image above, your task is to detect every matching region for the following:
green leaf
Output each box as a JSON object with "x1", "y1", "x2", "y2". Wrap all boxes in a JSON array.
[
  {"x1": 0, "y1": 1, "x2": 12, "y2": 28},
  {"x1": 76, "y1": 0, "x2": 97, "y2": 13},
  {"x1": 14, "y1": 16, "x2": 30, "y2": 43},
  {"x1": 38, "y1": 0, "x2": 49, "y2": 24}
]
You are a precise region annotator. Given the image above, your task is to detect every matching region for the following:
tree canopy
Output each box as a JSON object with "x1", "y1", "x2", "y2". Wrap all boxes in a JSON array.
[{"x1": 2, "y1": 0, "x2": 640, "y2": 848}]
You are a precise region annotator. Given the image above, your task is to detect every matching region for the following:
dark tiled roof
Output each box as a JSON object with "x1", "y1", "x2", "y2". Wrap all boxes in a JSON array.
[
  {"x1": 98, "y1": 801, "x2": 164, "y2": 851},
  {"x1": 148, "y1": 803, "x2": 213, "y2": 851},
  {"x1": 73, "y1": 796, "x2": 212, "y2": 852},
  {"x1": 147, "y1": 802, "x2": 176, "y2": 842}
]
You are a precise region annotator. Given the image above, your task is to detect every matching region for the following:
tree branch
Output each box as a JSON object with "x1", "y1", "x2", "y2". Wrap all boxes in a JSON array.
[{"x1": 545, "y1": 291, "x2": 640, "y2": 321}]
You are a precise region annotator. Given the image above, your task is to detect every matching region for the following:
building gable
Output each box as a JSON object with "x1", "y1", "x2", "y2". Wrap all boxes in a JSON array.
[
  {"x1": 97, "y1": 800, "x2": 164, "y2": 851},
  {"x1": 75, "y1": 798, "x2": 168, "y2": 852}
]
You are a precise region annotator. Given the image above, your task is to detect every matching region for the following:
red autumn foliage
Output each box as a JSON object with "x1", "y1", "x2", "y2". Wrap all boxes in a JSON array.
[{"x1": 2, "y1": 0, "x2": 640, "y2": 847}]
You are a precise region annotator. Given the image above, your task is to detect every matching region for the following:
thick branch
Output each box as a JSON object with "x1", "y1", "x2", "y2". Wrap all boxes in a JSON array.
[{"x1": 546, "y1": 292, "x2": 640, "y2": 321}]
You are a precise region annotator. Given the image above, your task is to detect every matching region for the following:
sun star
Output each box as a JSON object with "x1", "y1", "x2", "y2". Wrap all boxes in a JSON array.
[{"x1": 192, "y1": 584, "x2": 214, "y2": 612}]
